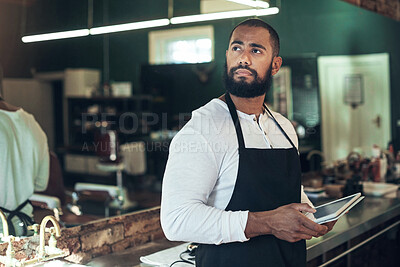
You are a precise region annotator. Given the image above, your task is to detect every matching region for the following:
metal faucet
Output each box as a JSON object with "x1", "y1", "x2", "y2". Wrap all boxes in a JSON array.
[
  {"x1": 306, "y1": 150, "x2": 326, "y2": 171},
  {"x1": 0, "y1": 209, "x2": 9, "y2": 239},
  {"x1": 306, "y1": 150, "x2": 325, "y2": 161},
  {"x1": 38, "y1": 215, "x2": 61, "y2": 258},
  {"x1": 0, "y1": 210, "x2": 21, "y2": 267}
]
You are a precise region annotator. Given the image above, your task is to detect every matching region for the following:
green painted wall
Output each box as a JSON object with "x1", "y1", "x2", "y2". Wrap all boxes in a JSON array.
[{"x1": 0, "y1": 0, "x2": 399, "y2": 139}]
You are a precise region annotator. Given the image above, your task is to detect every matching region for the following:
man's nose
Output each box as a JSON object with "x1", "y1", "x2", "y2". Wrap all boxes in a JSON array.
[{"x1": 238, "y1": 51, "x2": 251, "y2": 65}]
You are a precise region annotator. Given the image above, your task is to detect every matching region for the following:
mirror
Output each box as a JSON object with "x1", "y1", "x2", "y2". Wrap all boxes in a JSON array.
[{"x1": 0, "y1": 0, "x2": 397, "y2": 238}]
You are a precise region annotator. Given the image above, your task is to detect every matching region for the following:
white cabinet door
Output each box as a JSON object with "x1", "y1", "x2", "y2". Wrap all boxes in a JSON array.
[{"x1": 64, "y1": 69, "x2": 100, "y2": 97}]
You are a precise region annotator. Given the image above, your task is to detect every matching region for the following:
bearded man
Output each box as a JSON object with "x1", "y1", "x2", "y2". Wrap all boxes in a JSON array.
[{"x1": 161, "y1": 19, "x2": 334, "y2": 267}]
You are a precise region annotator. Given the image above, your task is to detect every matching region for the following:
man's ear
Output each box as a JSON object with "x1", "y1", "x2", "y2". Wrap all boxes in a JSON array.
[{"x1": 271, "y1": 56, "x2": 283, "y2": 76}]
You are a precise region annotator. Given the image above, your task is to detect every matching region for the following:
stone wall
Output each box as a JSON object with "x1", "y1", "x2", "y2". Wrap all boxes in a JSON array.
[{"x1": 0, "y1": 207, "x2": 165, "y2": 265}]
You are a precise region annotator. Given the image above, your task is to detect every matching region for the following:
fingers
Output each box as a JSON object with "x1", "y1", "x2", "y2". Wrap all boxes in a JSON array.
[
  {"x1": 295, "y1": 217, "x2": 327, "y2": 238},
  {"x1": 323, "y1": 220, "x2": 337, "y2": 232},
  {"x1": 287, "y1": 234, "x2": 313, "y2": 242},
  {"x1": 274, "y1": 231, "x2": 313, "y2": 242},
  {"x1": 296, "y1": 233, "x2": 313, "y2": 240},
  {"x1": 301, "y1": 216, "x2": 327, "y2": 233},
  {"x1": 297, "y1": 223, "x2": 323, "y2": 237},
  {"x1": 290, "y1": 217, "x2": 327, "y2": 238},
  {"x1": 287, "y1": 203, "x2": 328, "y2": 236},
  {"x1": 290, "y1": 204, "x2": 330, "y2": 236},
  {"x1": 290, "y1": 203, "x2": 316, "y2": 213},
  {"x1": 269, "y1": 204, "x2": 330, "y2": 242}
]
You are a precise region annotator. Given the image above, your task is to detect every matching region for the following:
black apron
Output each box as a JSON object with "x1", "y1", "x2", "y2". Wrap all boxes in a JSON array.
[
  {"x1": 195, "y1": 93, "x2": 306, "y2": 267},
  {"x1": 0, "y1": 200, "x2": 35, "y2": 236}
]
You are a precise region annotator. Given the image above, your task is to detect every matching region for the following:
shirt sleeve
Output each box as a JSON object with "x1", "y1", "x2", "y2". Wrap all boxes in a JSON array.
[
  {"x1": 161, "y1": 129, "x2": 249, "y2": 245},
  {"x1": 34, "y1": 125, "x2": 50, "y2": 192}
]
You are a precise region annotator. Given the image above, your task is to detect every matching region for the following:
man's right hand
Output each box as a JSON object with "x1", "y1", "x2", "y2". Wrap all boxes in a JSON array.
[{"x1": 245, "y1": 203, "x2": 328, "y2": 242}]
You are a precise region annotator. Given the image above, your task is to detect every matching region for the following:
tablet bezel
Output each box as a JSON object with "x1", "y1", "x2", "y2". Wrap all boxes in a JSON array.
[
  {"x1": 313, "y1": 192, "x2": 362, "y2": 224},
  {"x1": 316, "y1": 196, "x2": 365, "y2": 224}
]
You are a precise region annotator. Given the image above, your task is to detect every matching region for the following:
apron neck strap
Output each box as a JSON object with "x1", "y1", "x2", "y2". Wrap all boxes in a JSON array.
[
  {"x1": 225, "y1": 92, "x2": 246, "y2": 149},
  {"x1": 225, "y1": 92, "x2": 297, "y2": 150},
  {"x1": 263, "y1": 104, "x2": 297, "y2": 149}
]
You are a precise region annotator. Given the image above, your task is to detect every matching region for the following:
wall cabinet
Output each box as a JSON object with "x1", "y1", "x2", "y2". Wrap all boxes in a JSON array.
[{"x1": 64, "y1": 96, "x2": 153, "y2": 178}]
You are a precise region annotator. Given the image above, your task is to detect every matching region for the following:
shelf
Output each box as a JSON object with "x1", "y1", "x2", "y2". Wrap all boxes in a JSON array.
[{"x1": 67, "y1": 96, "x2": 156, "y2": 149}]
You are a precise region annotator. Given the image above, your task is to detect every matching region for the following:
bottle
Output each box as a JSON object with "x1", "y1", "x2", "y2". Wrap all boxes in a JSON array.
[
  {"x1": 371, "y1": 145, "x2": 381, "y2": 182},
  {"x1": 379, "y1": 154, "x2": 387, "y2": 182},
  {"x1": 103, "y1": 82, "x2": 111, "y2": 97}
]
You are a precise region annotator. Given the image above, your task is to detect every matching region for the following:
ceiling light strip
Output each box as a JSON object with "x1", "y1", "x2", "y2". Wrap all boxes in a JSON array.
[
  {"x1": 89, "y1": 18, "x2": 170, "y2": 35},
  {"x1": 170, "y1": 7, "x2": 279, "y2": 24},
  {"x1": 21, "y1": 7, "x2": 279, "y2": 42},
  {"x1": 22, "y1": 29, "x2": 90, "y2": 43},
  {"x1": 227, "y1": 0, "x2": 270, "y2": 9}
]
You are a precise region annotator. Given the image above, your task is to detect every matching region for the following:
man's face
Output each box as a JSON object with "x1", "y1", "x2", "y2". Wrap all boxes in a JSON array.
[{"x1": 225, "y1": 25, "x2": 279, "y2": 98}]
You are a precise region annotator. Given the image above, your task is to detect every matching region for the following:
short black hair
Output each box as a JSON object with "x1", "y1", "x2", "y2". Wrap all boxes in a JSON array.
[{"x1": 228, "y1": 18, "x2": 280, "y2": 57}]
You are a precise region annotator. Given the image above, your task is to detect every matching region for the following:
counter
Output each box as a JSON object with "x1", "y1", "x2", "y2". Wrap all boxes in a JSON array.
[
  {"x1": 87, "y1": 196, "x2": 400, "y2": 266},
  {"x1": 306, "y1": 196, "x2": 400, "y2": 265}
]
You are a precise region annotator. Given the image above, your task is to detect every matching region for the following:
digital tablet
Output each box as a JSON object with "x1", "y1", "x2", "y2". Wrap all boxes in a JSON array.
[{"x1": 313, "y1": 193, "x2": 364, "y2": 224}]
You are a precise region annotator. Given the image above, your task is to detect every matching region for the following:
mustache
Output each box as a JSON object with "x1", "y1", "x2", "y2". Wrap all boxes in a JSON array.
[{"x1": 229, "y1": 65, "x2": 258, "y2": 77}]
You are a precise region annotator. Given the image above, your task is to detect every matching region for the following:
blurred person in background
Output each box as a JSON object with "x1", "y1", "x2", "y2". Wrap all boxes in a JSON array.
[{"x1": 0, "y1": 64, "x2": 49, "y2": 236}]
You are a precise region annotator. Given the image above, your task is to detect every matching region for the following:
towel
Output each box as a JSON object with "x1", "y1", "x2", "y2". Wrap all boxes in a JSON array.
[
  {"x1": 120, "y1": 141, "x2": 146, "y2": 175},
  {"x1": 140, "y1": 243, "x2": 194, "y2": 267}
]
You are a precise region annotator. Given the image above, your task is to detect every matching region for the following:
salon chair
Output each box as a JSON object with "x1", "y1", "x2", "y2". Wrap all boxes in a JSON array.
[{"x1": 73, "y1": 131, "x2": 138, "y2": 217}]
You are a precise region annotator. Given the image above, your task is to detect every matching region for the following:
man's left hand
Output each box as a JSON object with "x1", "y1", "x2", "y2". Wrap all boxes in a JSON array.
[{"x1": 318, "y1": 220, "x2": 337, "y2": 236}]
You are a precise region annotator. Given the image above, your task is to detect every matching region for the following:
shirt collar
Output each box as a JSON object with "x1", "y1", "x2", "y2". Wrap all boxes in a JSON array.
[{"x1": 214, "y1": 98, "x2": 271, "y2": 122}]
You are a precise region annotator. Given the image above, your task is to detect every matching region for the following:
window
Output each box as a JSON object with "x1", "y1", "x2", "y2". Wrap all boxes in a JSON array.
[{"x1": 149, "y1": 25, "x2": 214, "y2": 64}]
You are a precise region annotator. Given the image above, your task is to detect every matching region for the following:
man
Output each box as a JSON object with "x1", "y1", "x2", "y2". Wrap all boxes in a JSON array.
[
  {"x1": 0, "y1": 88, "x2": 49, "y2": 236},
  {"x1": 161, "y1": 19, "x2": 334, "y2": 266}
]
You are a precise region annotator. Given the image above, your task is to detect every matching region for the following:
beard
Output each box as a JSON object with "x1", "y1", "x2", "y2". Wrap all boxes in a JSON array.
[{"x1": 224, "y1": 61, "x2": 273, "y2": 98}]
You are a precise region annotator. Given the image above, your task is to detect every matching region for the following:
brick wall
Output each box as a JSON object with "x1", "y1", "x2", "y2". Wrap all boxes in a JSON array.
[
  {"x1": 0, "y1": 207, "x2": 165, "y2": 265},
  {"x1": 341, "y1": 0, "x2": 400, "y2": 20}
]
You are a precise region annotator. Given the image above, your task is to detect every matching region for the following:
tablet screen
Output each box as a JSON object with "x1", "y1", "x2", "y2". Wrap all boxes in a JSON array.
[{"x1": 314, "y1": 199, "x2": 350, "y2": 218}]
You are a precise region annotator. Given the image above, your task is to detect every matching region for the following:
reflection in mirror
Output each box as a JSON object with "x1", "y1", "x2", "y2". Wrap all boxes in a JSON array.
[
  {"x1": 0, "y1": 0, "x2": 284, "y2": 236},
  {"x1": 1, "y1": 0, "x2": 397, "y2": 238}
]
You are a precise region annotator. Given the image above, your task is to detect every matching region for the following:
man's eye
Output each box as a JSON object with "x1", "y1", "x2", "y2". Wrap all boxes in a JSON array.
[
  {"x1": 252, "y1": 49, "x2": 261, "y2": 54},
  {"x1": 232, "y1": 46, "x2": 241, "y2": 51}
]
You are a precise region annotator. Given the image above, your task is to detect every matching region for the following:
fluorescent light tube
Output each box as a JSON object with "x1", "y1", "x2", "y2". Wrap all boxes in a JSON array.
[
  {"x1": 170, "y1": 7, "x2": 279, "y2": 24},
  {"x1": 227, "y1": 0, "x2": 270, "y2": 9},
  {"x1": 21, "y1": 29, "x2": 90, "y2": 43},
  {"x1": 20, "y1": 6, "x2": 278, "y2": 43},
  {"x1": 90, "y1": 19, "x2": 170, "y2": 35}
]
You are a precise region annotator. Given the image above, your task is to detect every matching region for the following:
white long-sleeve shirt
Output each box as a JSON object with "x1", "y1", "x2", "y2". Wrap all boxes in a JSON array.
[
  {"x1": 161, "y1": 98, "x2": 314, "y2": 245},
  {"x1": 0, "y1": 108, "x2": 49, "y2": 235}
]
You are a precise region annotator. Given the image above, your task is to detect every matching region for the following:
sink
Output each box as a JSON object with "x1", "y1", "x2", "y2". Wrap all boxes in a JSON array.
[
  {"x1": 362, "y1": 182, "x2": 399, "y2": 197},
  {"x1": 31, "y1": 260, "x2": 86, "y2": 266}
]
